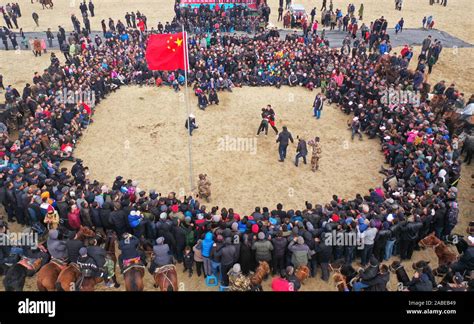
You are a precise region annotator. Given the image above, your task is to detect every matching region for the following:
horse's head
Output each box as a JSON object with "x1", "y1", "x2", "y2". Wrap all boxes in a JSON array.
[
  {"x1": 419, "y1": 232, "x2": 441, "y2": 248},
  {"x1": 258, "y1": 261, "x2": 270, "y2": 276},
  {"x1": 329, "y1": 259, "x2": 344, "y2": 273},
  {"x1": 389, "y1": 260, "x2": 403, "y2": 273},
  {"x1": 77, "y1": 226, "x2": 95, "y2": 239},
  {"x1": 412, "y1": 260, "x2": 430, "y2": 272}
]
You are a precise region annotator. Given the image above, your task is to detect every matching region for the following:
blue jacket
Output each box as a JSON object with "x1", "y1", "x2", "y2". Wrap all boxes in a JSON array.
[
  {"x1": 201, "y1": 232, "x2": 214, "y2": 258},
  {"x1": 128, "y1": 213, "x2": 142, "y2": 228}
]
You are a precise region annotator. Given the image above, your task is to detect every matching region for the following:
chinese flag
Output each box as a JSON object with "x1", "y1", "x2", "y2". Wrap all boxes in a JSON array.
[{"x1": 145, "y1": 33, "x2": 187, "y2": 71}]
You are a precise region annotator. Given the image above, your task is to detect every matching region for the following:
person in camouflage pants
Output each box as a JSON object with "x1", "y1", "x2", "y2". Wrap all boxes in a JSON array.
[
  {"x1": 228, "y1": 263, "x2": 251, "y2": 291},
  {"x1": 308, "y1": 137, "x2": 322, "y2": 172},
  {"x1": 197, "y1": 174, "x2": 211, "y2": 202}
]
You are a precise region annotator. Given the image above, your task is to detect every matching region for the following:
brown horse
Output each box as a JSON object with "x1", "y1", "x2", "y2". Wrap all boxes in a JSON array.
[
  {"x1": 124, "y1": 265, "x2": 145, "y2": 291},
  {"x1": 249, "y1": 261, "x2": 270, "y2": 289},
  {"x1": 37, "y1": 226, "x2": 96, "y2": 291},
  {"x1": 295, "y1": 265, "x2": 310, "y2": 284},
  {"x1": 153, "y1": 264, "x2": 178, "y2": 291},
  {"x1": 40, "y1": 0, "x2": 53, "y2": 9},
  {"x1": 419, "y1": 232, "x2": 458, "y2": 266},
  {"x1": 333, "y1": 273, "x2": 349, "y2": 292}
]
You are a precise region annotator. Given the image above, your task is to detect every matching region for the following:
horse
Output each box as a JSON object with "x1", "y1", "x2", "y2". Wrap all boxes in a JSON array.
[
  {"x1": 333, "y1": 273, "x2": 349, "y2": 292},
  {"x1": 295, "y1": 265, "x2": 310, "y2": 284},
  {"x1": 249, "y1": 261, "x2": 270, "y2": 290},
  {"x1": 124, "y1": 265, "x2": 145, "y2": 291},
  {"x1": 36, "y1": 226, "x2": 95, "y2": 291},
  {"x1": 329, "y1": 259, "x2": 358, "y2": 289},
  {"x1": 40, "y1": 0, "x2": 53, "y2": 9},
  {"x1": 419, "y1": 232, "x2": 458, "y2": 266},
  {"x1": 153, "y1": 264, "x2": 178, "y2": 291},
  {"x1": 389, "y1": 260, "x2": 410, "y2": 290},
  {"x1": 3, "y1": 256, "x2": 44, "y2": 291}
]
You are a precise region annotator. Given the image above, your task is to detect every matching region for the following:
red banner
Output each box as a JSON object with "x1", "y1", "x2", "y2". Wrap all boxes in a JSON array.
[{"x1": 180, "y1": 0, "x2": 257, "y2": 10}]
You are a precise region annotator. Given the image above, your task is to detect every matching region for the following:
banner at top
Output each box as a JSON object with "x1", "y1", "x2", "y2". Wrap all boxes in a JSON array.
[{"x1": 180, "y1": 0, "x2": 258, "y2": 10}]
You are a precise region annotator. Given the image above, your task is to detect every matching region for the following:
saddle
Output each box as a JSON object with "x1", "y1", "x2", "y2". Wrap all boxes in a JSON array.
[
  {"x1": 123, "y1": 256, "x2": 141, "y2": 268},
  {"x1": 122, "y1": 257, "x2": 144, "y2": 274},
  {"x1": 18, "y1": 257, "x2": 41, "y2": 272},
  {"x1": 51, "y1": 258, "x2": 68, "y2": 271},
  {"x1": 154, "y1": 264, "x2": 176, "y2": 274}
]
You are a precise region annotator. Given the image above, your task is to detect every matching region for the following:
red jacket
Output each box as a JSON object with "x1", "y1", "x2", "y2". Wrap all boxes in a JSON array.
[
  {"x1": 272, "y1": 277, "x2": 292, "y2": 291},
  {"x1": 68, "y1": 208, "x2": 81, "y2": 230}
]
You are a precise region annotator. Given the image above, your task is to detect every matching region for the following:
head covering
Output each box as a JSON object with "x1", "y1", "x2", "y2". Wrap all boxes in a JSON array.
[
  {"x1": 171, "y1": 204, "x2": 179, "y2": 213},
  {"x1": 232, "y1": 263, "x2": 241, "y2": 274},
  {"x1": 231, "y1": 222, "x2": 238, "y2": 231},
  {"x1": 159, "y1": 212, "x2": 167, "y2": 220},
  {"x1": 48, "y1": 229, "x2": 59, "y2": 240},
  {"x1": 297, "y1": 236, "x2": 304, "y2": 245},
  {"x1": 79, "y1": 247, "x2": 88, "y2": 256},
  {"x1": 156, "y1": 237, "x2": 165, "y2": 244},
  {"x1": 257, "y1": 232, "x2": 265, "y2": 240},
  {"x1": 251, "y1": 224, "x2": 259, "y2": 234}
]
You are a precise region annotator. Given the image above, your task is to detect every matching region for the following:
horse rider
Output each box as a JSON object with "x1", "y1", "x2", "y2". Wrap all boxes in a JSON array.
[
  {"x1": 450, "y1": 235, "x2": 474, "y2": 275},
  {"x1": 118, "y1": 233, "x2": 146, "y2": 272},
  {"x1": 47, "y1": 229, "x2": 68, "y2": 262},
  {"x1": 149, "y1": 236, "x2": 173, "y2": 274},
  {"x1": 86, "y1": 238, "x2": 116, "y2": 287}
]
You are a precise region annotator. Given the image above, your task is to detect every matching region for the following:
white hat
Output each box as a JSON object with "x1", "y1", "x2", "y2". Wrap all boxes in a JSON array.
[
  {"x1": 358, "y1": 104, "x2": 363, "y2": 108},
  {"x1": 348, "y1": 101, "x2": 353, "y2": 105},
  {"x1": 189, "y1": 114, "x2": 195, "y2": 118},
  {"x1": 197, "y1": 213, "x2": 204, "y2": 220},
  {"x1": 468, "y1": 236, "x2": 474, "y2": 245},
  {"x1": 353, "y1": 117, "x2": 359, "y2": 121},
  {"x1": 386, "y1": 214, "x2": 394, "y2": 222},
  {"x1": 159, "y1": 212, "x2": 167, "y2": 220}
]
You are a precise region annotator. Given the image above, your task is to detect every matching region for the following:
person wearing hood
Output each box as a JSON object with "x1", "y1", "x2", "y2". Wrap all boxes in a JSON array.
[
  {"x1": 252, "y1": 231, "x2": 273, "y2": 265},
  {"x1": 149, "y1": 236, "x2": 173, "y2": 274},
  {"x1": 172, "y1": 218, "x2": 187, "y2": 263},
  {"x1": 216, "y1": 236, "x2": 238, "y2": 286},
  {"x1": 201, "y1": 231, "x2": 214, "y2": 277},
  {"x1": 47, "y1": 229, "x2": 68, "y2": 260}
]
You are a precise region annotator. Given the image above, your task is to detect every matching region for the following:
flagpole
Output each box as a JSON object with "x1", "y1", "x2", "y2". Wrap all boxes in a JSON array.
[{"x1": 182, "y1": 24, "x2": 194, "y2": 192}]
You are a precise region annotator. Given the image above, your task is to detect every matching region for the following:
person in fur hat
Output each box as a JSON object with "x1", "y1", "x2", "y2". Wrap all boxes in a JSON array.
[{"x1": 197, "y1": 174, "x2": 211, "y2": 202}]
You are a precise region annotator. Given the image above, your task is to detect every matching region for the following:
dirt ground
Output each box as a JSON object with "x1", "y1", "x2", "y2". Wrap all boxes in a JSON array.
[{"x1": 0, "y1": 0, "x2": 473, "y2": 291}]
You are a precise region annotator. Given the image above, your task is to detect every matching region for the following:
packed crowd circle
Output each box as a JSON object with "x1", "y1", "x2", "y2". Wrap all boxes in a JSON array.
[{"x1": 0, "y1": 1, "x2": 473, "y2": 292}]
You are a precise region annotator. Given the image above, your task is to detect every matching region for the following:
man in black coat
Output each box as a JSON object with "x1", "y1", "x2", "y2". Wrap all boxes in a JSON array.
[
  {"x1": 216, "y1": 237, "x2": 238, "y2": 286},
  {"x1": 295, "y1": 138, "x2": 308, "y2": 167},
  {"x1": 110, "y1": 207, "x2": 128, "y2": 237},
  {"x1": 276, "y1": 126, "x2": 294, "y2": 162},
  {"x1": 172, "y1": 219, "x2": 186, "y2": 262},
  {"x1": 399, "y1": 216, "x2": 423, "y2": 260},
  {"x1": 271, "y1": 231, "x2": 287, "y2": 275}
]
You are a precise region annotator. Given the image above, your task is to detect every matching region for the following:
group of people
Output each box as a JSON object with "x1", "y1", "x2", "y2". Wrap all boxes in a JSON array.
[
  {"x1": 0, "y1": 2, "x2": 473, "y2": 292},
  {"x1": 174, "y1": 2, "x2": 270, "y2": 35}
]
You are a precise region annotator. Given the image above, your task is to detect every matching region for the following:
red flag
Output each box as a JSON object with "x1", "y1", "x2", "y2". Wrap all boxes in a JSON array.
[{"x1": 145, "y1": 33, "x2": 187, "y2": 71}]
